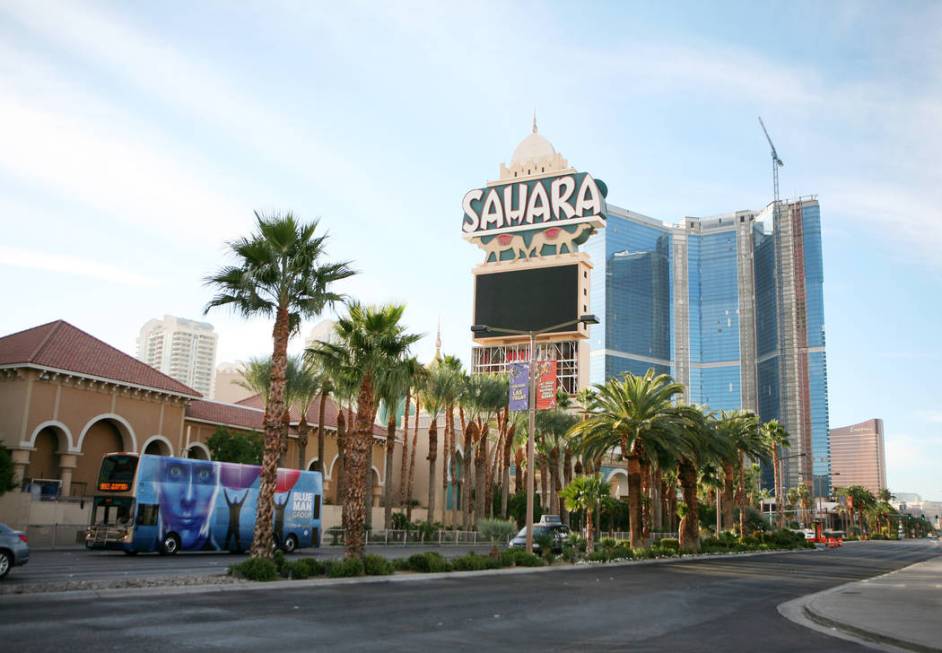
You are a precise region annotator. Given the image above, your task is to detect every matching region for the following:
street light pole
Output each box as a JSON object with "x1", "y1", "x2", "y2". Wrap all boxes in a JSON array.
[
  {"x1": 525, "y1": 330, "x2": 537, "y2": 553},
  {"x1": 471, "y1": 314, "x2": 598, "y2": 554}
]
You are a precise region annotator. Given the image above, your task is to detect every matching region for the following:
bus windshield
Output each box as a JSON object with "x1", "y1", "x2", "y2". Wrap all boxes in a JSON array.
[{"x1": 97, "y1": 454, "x2": 138, "y2": 492}]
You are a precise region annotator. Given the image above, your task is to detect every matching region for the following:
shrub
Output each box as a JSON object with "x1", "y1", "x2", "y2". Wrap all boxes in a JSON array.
[
  {"x1": 657, "y1": 538, "x2": 680, "y2": 552},
  {"x1": 452, "y1": 553, "x2": 501, "y2": 571},
  {"x1": 281, "y1": 560, "x2": 311, "y2": 579},
  {"x1": 390, "y1": 513, "x2": 412, "y2": 531},
  {"x1": 478, "y1": 518, "x2": 517, "y2": 543},
  {"x1": 534, "y1": 533, "x2": 555, "y2": 556},
  {"x1": 500, "y1": 549, "x2": 545, "y2": 567},
  {"x1": 599, "y1": 537, "x2": 617, "y2": 549},
  {"x1": 610, "y1": 543, "x2": 633, "y2": 559},
  {"x1": 230, "y1": 557, "x2": 279, "y2": 582},
  {"x1": 363, "y1": 554, "x2": 394, "y2": 576},
  {"x1": 562, "y1": 544, "x2": 578, "y2": 563},
  {"x1": 328, "y1": 557, "x2": 365, "y2": 578},
  {"x1": 407, "y1": 552, "x2": 450, "y2": 573},
  {"x1": 272, "y1": 550, "x2": 286, "y2": 571},
  {"x1": 587, "y1": 550, "x2": 609, "y2": 562},
  {"x1": 295, "y1": 557, "x2": 325, "y2": 577}
]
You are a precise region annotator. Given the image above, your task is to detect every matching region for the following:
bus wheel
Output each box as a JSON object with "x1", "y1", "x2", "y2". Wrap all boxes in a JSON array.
[
  {"x1": 159, "y1": 534, "x2": 180, "y2": 556},
  {"x1": 282, "y1": 535, "x2": 298, "y2": 554}
]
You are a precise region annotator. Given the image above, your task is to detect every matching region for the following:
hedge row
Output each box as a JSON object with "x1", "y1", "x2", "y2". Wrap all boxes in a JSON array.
[
  {"x1": 230, "y1": 531, "x2": 813, "y2": 582},
  {"x1": 229, "y1": 550, "x2": 544, "y2": 582}
]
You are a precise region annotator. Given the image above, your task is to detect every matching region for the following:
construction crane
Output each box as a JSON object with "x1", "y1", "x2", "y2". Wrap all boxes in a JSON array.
[{"x1": 758, "y1": 116, "x2": 784, "y2": 217}]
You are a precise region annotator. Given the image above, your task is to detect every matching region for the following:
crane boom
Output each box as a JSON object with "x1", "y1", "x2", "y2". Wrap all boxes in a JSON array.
[{"x1": 758, "y1": 116, "x2": 783, "y2": 167}]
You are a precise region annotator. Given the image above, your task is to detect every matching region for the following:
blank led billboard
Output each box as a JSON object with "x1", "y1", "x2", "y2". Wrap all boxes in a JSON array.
[{"x1": 474, "y1": 264, "x2": 579, "y2": 334}]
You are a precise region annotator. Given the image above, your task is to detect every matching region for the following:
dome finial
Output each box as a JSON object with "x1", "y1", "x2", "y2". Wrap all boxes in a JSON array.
[
  {"x1": 434, "y1": 318, "x2": 442, "y2": 362},
  {"x1": 532, "y1": 111, "x2": 538, "y2": 134}
]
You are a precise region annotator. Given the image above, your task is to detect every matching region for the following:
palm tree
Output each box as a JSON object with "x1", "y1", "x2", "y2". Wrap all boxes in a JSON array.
[
  {"x1": 761, "y1": 419, "x2": 790, "y2": 529},
  {"x1": 560, "y1": 474, "x2": 610, "y2": 554},
  {"x1": 569, "y1": 370, "x2": 690, "y2": 548},
  {"x1": 439, "y1": 355, "x2": 465, "y2": 526},
  {"x1": 420, "y1": 364, "x2": 445, "y2": 525},
  {"x1": 308, "y1": 302, "x2": 419, "y2": 558},
  {"x1": 396, "y1": 357, "x2": 424, "y2": 515},
  {"x1": 292, "y1": 358, "x2": 326, "y2": 472},
  {"x1": 376, "y1": 356, "x2": 419, "y2": 530},
  {"x1": 716, "y1": 411, "x2": 767, "y2": 537},
  {"x1": 205, "y1": 212, "x2": 352, "y2": 559}
]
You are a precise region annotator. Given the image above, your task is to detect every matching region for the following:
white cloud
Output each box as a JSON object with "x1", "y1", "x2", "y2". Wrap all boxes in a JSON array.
[{"x1": 0, "y1": 245, "x2": 158, "y2": 287}]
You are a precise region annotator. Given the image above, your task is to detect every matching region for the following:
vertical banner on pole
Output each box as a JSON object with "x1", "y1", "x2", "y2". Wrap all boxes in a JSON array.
[
  {"x1": 509, "y1": 363, "x2": 529, "y2": 411},
  {"x1": 536, "y1": 360, "x2": 557, "y2": 410}
]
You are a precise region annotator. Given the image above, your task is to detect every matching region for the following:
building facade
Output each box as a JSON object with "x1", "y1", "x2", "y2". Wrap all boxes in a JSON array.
[
  {"x1": 0, "y1": 320, "x2": 401, "y2": 539},
  {"x1": 137, "y1": 315, "x2": 218, "y2": 398},
  {"x1": 829, "y1": 418, "x2": 887, "y2": 496},
  {"x1": 584, "y1": 199, "x2": 831, "y2": 495}
]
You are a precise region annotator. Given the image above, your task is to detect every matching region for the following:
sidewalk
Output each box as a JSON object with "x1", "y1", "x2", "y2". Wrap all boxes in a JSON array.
[{"x1": 803, "y1": 555, "x2": 942, "y2": 652}]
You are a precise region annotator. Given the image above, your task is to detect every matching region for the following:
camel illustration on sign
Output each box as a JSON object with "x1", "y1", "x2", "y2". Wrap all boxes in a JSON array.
[{"x1": 476, "y1": 223, "x2": 595, "y2": 262}]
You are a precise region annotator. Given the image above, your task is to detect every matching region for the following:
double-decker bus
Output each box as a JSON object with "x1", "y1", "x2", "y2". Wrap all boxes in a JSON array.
[{"x1": 86, "y1": 452, "x2": 322, "y2": 555}]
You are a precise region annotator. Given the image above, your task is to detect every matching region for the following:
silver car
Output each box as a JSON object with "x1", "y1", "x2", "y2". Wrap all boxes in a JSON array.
[{"x1": 0, "y1": 522, "x2": 30, "y2": 579}]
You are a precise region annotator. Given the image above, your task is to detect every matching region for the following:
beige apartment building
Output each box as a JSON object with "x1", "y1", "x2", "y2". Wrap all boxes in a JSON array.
[{"x1": 829, "y1": 418, "x2": 887, "y2": 495}]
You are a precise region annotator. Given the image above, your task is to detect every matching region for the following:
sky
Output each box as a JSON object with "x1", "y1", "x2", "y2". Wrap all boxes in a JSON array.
[{"x1": 0, "y1": 1, "x2": 939, "y2": 499}]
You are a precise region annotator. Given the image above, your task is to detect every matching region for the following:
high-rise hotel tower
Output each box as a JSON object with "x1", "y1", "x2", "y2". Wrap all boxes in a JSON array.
[
  {"x1": 464, "y1": 124, "x2": 830, "y2": 495},
  {"x1": 584, "y1": 199, "x2": 830, "y2": 495}
]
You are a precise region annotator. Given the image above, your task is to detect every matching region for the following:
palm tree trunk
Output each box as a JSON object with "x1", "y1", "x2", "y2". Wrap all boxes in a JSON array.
[
  {"x1": 562, "y1": 448, "x2": 573, "y2": 526},
  {"x1": 343, "y1": 376, "x2": 375, "y2": 558},
  {"x1": 539, "y1": 457, "x2": 549, "y2": 512},
  {"x1": 462, "y1": 422, "x2": 474, "y2": 529},
  {"x1": 427, "y1": 416, "x2": 438, "y2": 524},
  {"x1": 474, "y1": 424, "x2": 488, "y2": 527},
  {"x1": 737, "y1": 451, "x2": 747, "y2": 538},
  {"x1": 441, "y1": 406, "x2": 451, "y2": 527},
  {"x1": 406, "y1": 396, "x2": 420, "y2": 521},
  {"x1": 549, "y1": 450, "x2": 560, "y2": 516},
  {"x1": 501, "y1": 424, "x2": 513, "y2": 519},
  {"x1": 335, "y1": 409, "x2": 346, "y2": 504},
  {"x1": 678, "y1": 460, "x2": 700, "y2": 553},
  {"x1": 316, "y1": 390, "x2": 328, "y2": 473},
  {"x1": 250, "y1": 305, "x2": 290, "y2": 559},
  {"x1": 383, "y1": 411, "x2": 397, "y2": 531},
  {"x1": 627, "y1": 454, "x2": 643, "y2": 549},
  {"x1": 296, "y1": 413, "x2": 310, "y2": 472},
  {"x1": 641, "y1": 464, "x2": 652, "y2": 541},
  {"x1": 723, "y1": 463, "x2": 735, "y2": 530},
  {"x1": 398, "y1": 387, "x2": 412, "y2": 508},
  {"x1": 772, "y1": 444, "x2": 785, "y2": 528},
  {"x1": 585, "y1": 507, "x2": 595, "y2": 555},
  {"x1": 653, "y1": 469, "x2": 663, "y2": 533}
]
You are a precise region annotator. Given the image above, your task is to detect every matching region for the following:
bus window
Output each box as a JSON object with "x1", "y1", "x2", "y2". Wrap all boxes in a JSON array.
[
  {"x1": 92, "y1": 496, "x2": 133, "y2": 525},
  {"x1": 313, "y1": 494, "x2": 321, "y2": 520},
  {"x1": 137, "y1": 504, "x2": 159, "y2": 526}
]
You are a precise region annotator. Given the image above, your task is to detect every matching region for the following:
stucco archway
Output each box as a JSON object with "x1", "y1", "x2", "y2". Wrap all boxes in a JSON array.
[
  {"x1": 142, "y1": 435, "x2": 174, "y2": 457},
  {"x1": 186, "y1": 442, "x2": 212, "y2": 460}
]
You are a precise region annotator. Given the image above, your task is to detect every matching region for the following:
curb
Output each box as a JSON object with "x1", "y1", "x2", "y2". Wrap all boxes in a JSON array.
[
  {"x1": 0, "y1": 545, "x2": 818, "y2": 604},
  {"x1": 778, "y1": 556, "x2": 942, "y2": 653}
]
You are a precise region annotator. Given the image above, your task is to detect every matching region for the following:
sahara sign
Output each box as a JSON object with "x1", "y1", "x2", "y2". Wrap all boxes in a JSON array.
[{"x1": 462, "y1": 171, "x2": 607, "y2": 237}]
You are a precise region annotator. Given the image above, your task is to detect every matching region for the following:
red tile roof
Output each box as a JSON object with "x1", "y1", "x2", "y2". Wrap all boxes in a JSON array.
[
  {"x1": 236, "y1": 393, "x2": 387, "y2": 437},
  {"x1": 0, "y1": 320, "x2": 200, "y2": 397},
  {"x1": 186, "y1": 399, "x2": 264, "y2": 430}
]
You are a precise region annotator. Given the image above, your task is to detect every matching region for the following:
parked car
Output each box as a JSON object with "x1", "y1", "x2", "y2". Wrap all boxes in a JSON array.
[
  {"x1": 0, "y1": 523, "x2": 30, "y2": 579},
  {"x1": 509, "y1": 516, "x2": 570, "y2": 554}
]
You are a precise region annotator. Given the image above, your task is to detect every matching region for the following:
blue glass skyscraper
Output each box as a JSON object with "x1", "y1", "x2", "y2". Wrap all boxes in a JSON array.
[{"x1": 586, "y1": 198, "x2": 830, "y2": 495}]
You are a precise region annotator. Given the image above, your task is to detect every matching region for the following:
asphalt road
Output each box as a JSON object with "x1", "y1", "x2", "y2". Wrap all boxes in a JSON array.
[
  {"x1": 1, "y1": 541, "x2": 938, "y2": 652},
  {"x1": 3, "y1": 544, "x2": 496, "y2": 585}
]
